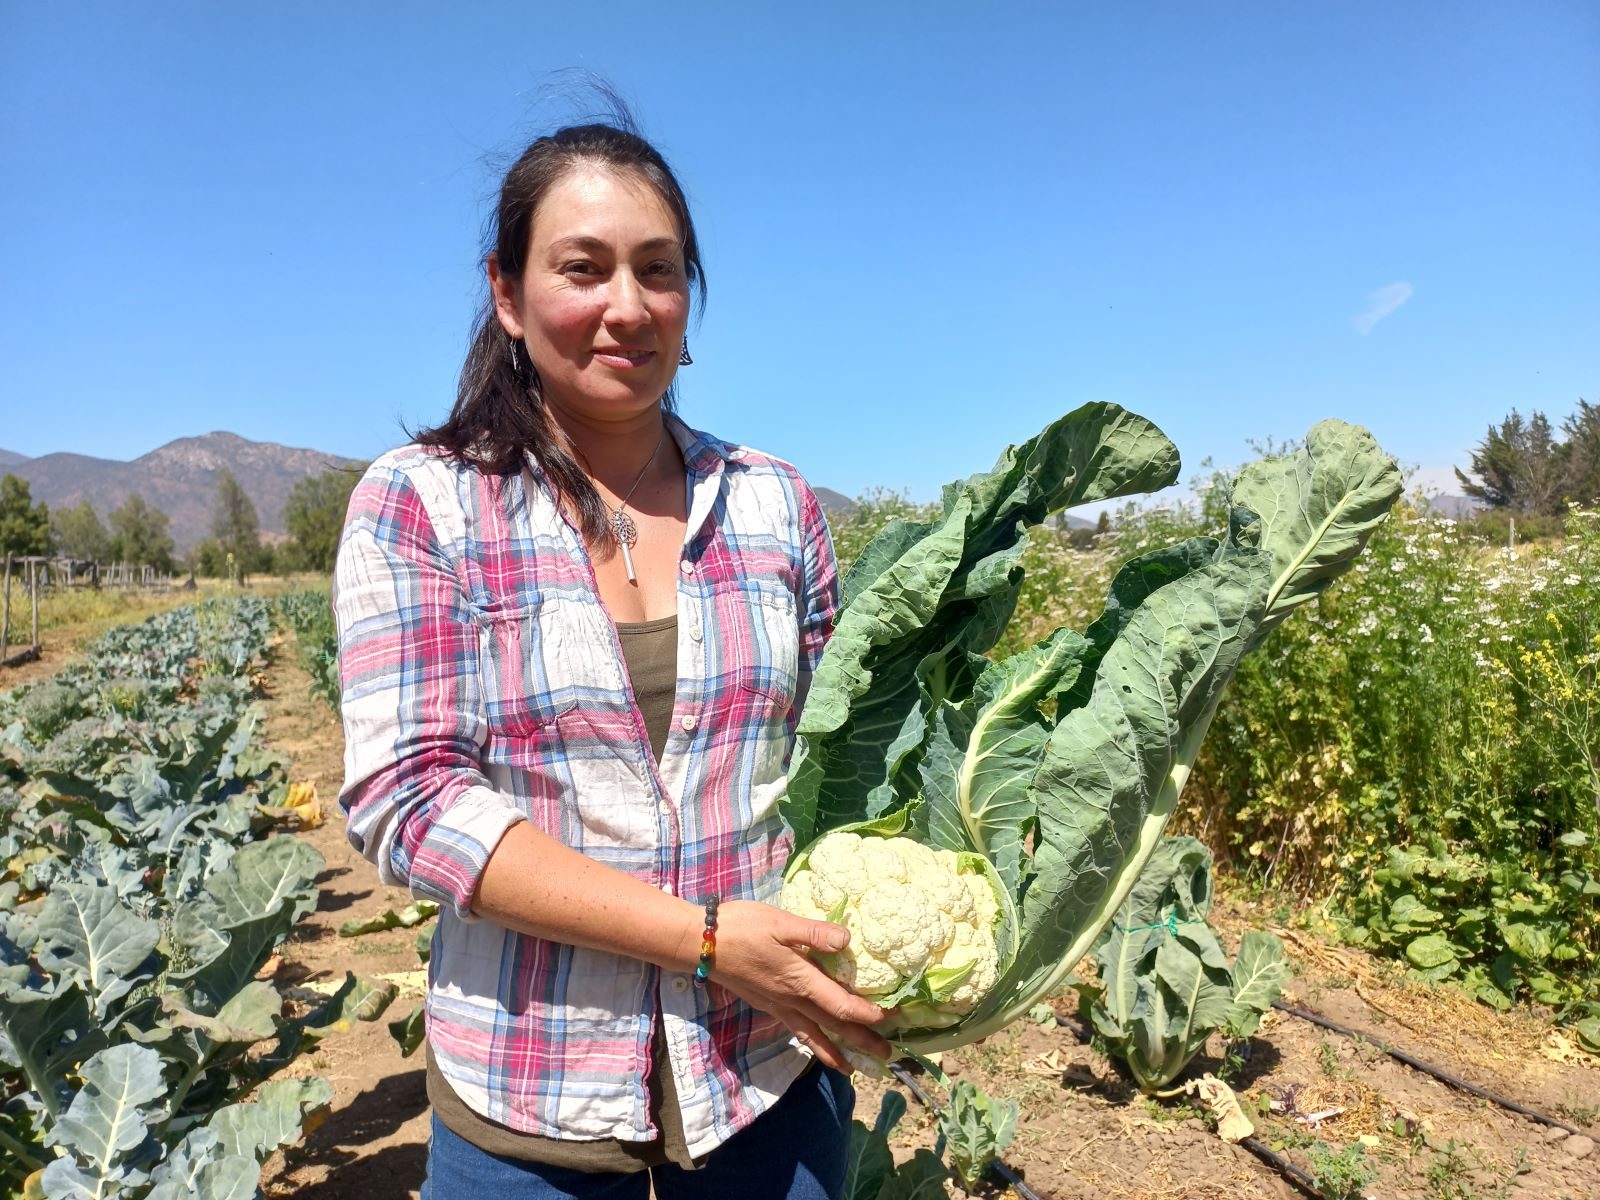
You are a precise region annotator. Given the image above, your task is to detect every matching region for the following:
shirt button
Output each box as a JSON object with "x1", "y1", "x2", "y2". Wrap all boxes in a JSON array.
[
  {"x1": 671, "y1": 976, "x2": 690, "y2": 993},
  {"x1": 680, "y1": 713, "x2": 698, "y2": 732},
  {"x1": 679, "y1": 560, "x2": 694, "y2": 575},
  {"x1": 658, "y1": 799, "x2": 672, "y2": 815},
  {"x1": 662, "y1": 881, "x2": 674, "y2": 895},
  {"x1": 689, "y1": 622, "x2": 704, "y2": 642}
]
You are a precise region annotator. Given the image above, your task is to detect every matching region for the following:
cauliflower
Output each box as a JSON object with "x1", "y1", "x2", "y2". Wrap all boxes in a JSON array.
[{"x1": 782, "y1": 830, "x2": 1006, "y2": 1025}]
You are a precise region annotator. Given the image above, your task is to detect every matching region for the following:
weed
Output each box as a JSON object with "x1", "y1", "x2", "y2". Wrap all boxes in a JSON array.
[
  {"x1": 1317, "y1": 1039, "x2": 1344, "y2": 1077},
  {"x1": 1423, "y1": 1140, "x2": 1525, "y2": 1200},
  {"x1": 1215, "y1": 1039, "x2": 1247, "y2": 1085},
  {"x1": 1267, "y1": 1123, "x2": 1317, "y2": 1152},
  {"x1": 1306, "y1": 1140, "x2": 1378, "y2": 1200}
]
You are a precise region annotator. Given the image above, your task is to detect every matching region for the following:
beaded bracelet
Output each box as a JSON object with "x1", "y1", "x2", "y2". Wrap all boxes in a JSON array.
[{"x1": 693, "y1": 896, "x2": 719, "y2": 988}]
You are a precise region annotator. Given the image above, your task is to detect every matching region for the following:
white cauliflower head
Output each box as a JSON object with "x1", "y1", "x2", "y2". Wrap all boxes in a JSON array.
[
  {"x1": 856, "y1": 879, "x2": 954, "y2": 976},
  {"x1": 931, "y1": 918, "x2": 1000, "y2": 1013},
  {"x1": 782, "y1": 830, "x2": 1006, "y2": 1027}
]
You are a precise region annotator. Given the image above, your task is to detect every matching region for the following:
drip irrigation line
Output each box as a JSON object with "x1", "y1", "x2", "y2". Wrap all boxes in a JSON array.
[
  {"x1": 885, "y1": 1061, "x2": 1050, "y2": 1200},
  {"x1": 1270, "y1": 1001, "x2": 1585, "y2": 1136},
  {"x1": 1052, "y1": 1002, "x2": 1585, "y2": 1138},
  {"x1": 1238, "y1": 1137, "x2": 1323, "y2": 1199}
]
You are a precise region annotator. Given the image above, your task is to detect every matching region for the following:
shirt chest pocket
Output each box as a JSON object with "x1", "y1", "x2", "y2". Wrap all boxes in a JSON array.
[
  {"x1": 712, "y1": 578, "x2": 800, "y2": 710},
  {"x1": 476, "y1": 598, "x2": 580, "y2": 739}
]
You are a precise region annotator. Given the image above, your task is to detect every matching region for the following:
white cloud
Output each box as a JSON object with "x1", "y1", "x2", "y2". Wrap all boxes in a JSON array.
[{"x1": 1353, "y1": 281, "x2": 1413, "y2": 335}]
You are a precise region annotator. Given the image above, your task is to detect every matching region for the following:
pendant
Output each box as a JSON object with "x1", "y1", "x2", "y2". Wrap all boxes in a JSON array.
[{"x1": 611, "y1": 510, "x2": 639, "y2": 584}]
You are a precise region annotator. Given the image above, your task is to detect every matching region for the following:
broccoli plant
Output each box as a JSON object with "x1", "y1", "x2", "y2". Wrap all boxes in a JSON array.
[
  {"x1": 842, "y1": 1091, "x2": 955, "y2": 1200},
  {"x1": 932, "y1": 1075, "x2": 1017, "y2": 1191},
  {"x1": 1074, "y1": 836, "x2": 1292, "y2": 1094}
]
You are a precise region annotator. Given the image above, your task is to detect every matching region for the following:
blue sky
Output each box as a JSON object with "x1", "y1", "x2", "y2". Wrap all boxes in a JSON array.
[{"x1": 2, "y1": 1, "x2": 1596, "y2": 507}]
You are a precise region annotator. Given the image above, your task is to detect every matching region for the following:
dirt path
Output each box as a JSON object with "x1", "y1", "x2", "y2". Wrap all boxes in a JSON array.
[
  {"x1": 257, "y1": 627, "x2": 431, "y2": 1199},
  {"x1": 251, "y1": 626, "x2": 1600, "y2": 1200}
]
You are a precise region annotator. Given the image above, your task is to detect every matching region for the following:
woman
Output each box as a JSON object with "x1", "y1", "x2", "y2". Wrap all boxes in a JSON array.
[{"x1": 333, "y1": 120, "x2": 890, "y2": 1199}]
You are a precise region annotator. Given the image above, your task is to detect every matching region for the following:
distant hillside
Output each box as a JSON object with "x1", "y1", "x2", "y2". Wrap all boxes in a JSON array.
[
  {"x1": 6, "y1": 433, "x2": 363, "y2": 551},
  {"x1": 809, "y1": 486, "x2": 1099, "y2": 530},
  {"x1": 814, "y1": 487, "x2": 856, "y2": 516},
  {"x1": 6, "y1": 434, "x2": 873, "y2": 553},
  {"x1": 1419, "y1": 493, "x2": 1486, "y2": 520}
]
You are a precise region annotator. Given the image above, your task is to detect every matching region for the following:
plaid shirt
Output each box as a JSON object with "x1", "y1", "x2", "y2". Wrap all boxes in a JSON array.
[{"x1": 334, "y1": 415, "x2": 839, "y2": 1159}]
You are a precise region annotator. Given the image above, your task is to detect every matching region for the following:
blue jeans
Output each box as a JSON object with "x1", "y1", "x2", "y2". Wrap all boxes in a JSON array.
[{"x1": 420, "y1": 1064, "x2": 856, "y2": 1200}]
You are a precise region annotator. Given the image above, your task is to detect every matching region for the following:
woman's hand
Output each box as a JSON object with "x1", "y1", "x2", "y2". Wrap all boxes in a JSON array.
[
  {"x1": 471, "y1": 825, "x2": 890, "y2": 1070},
  {"x1": 707, "y1": 900, "x2": 894, "y2": 1073}
]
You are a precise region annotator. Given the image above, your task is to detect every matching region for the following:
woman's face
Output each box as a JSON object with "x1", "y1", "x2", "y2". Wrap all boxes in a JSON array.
[{"x1": 492, "y1": 165, "x2": 691, "y2": 427}]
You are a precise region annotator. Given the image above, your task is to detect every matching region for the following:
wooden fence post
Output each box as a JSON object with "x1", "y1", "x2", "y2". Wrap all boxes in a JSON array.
[
  {"x1": 1, "y1": 554, "x2": 10, "y2": 659},
  {"x1": 31, "y1": 559, "x2": 40, "y2": 650}
]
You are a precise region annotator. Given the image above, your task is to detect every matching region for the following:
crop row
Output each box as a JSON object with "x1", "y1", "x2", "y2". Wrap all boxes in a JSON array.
[
  {"x1": 274, "y1": 590, "x2": 340, "y2": 715},
  {"x1": 0, "y1": 599, "x2": 375, "y2": 1200}
]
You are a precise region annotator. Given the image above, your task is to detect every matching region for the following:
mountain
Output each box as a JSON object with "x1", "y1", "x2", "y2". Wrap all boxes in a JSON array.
[
  {"x1": 6, "y1": 432, "x2": 363, "y2": 551},
  {"x1": 7, "y1": 433, "x2": 866, "y2": 554},
  {"x1": 1419, "y1": 494, "x2": 1486, "y2": 520},
  {"x1": 814, "y1": 487, "x2": 856, "y2": 516}
]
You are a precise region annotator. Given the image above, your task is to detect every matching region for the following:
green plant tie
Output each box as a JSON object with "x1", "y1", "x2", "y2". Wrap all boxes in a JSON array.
[{"x1": 1111, "y1": 909, "x2": 1206, "y2": 937}]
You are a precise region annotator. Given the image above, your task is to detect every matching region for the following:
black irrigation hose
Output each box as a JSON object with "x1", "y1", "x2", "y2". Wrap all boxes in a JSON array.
[
  {"x1": 1270, "y1": 1000, "x2": 1587, "y2": 1137},
  {"x1": 885, "y1": 1061, "x2": 1050, "y2": 1200},
  {"x1": 1238, "y1": 1137, "x2": 1324, "y2": 1199},
  {"x1": 1057, "y1": 1002, "x2": 1586, "y2": 1137}
]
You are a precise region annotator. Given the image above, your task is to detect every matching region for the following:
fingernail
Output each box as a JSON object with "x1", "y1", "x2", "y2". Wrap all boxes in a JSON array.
[{"x1": 826, "y1": 931, "x2": 847, "y2": 950}]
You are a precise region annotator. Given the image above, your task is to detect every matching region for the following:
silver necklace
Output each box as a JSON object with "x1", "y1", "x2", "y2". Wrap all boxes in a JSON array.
[{"x1": 608, "y1": 427, "x2": 666, "y2": 584}]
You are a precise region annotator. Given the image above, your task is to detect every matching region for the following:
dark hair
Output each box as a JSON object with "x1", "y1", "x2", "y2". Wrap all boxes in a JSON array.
[{"x1": 415, "y1": 121, "x2": 706, "y2": 551}]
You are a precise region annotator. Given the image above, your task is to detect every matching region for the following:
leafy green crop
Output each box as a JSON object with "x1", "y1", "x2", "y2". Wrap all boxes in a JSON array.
[
  {"x1": 843, "y1": 1092, "x2": 953, "y2": 1200},
  {"x1": 784, "y1": 404, "x2": 1399, "y2": 1052},
  {"x1": 0, "y1": 599, "x2": 387, "y2": 1199},
  {"x1": 1342, "y1": 831, "x2": 1600, "y2": 1016},
  {"x1": 1075, "y1": 836, "x2": 1291, "y2": 1093},
  {"x1": 274, "y1": 591, "x2": 340, "y2": 714},
  {"x1": 931, "y1": 1077, "x2": 1016, "y2": 1190}
]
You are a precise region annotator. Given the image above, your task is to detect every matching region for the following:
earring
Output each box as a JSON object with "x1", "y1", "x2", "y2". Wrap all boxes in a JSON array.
[
  {"x1": 679, "y1": 339, "x2": 693, "y2": 366},
  {"x1": 509, "y1": 337, "x2": 521, "y2": 374}
]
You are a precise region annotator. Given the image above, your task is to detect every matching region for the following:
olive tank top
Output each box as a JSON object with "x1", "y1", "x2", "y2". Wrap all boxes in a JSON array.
[{"x1": 425, "y1": 615, "x2": 691, "y2": 1171}]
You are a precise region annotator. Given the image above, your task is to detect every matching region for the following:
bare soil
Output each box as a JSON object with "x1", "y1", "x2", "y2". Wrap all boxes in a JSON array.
[
  {"x1": 253, "y1": 627, "x2": 432, "y2": 1199},
  {"x1": 251, "y1": 628, "x2": 1600, "y2": 1200}
]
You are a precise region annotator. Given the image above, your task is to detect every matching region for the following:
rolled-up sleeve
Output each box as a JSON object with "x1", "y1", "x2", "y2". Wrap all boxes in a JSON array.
[{"x1": 333, "y1": 459, "x2": 524, "y2": 920}]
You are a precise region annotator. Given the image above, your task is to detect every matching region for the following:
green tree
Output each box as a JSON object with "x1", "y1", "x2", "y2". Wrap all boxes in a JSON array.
[
  {"x1": 50, "y1": 499, "x2": 110, "y2": 561},
  {"x1": 107, "y1": 494, "x2": 176, "y2": 571},
  {"x1": 189, "y1": 537, "x2": 227, "y2": 578},
  {"x1": 283, "y1": 467, "x2": 362, "y2": 573},
  {"x1": 1559, "y1": 398, "x2": 1600, "y2": 507},
  {"x1": 0, "y1": 474, "x2": 51, "y2": 558},
  {"x1": 1455, "y1": 409, "x2": 1567, "y2": 514},
  {"x1": 210, "y1": 468, "x2": 263, "y2": 568}
]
